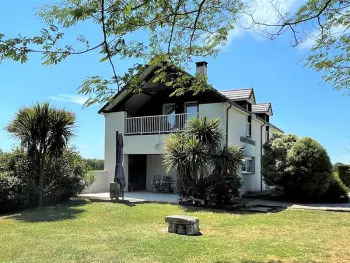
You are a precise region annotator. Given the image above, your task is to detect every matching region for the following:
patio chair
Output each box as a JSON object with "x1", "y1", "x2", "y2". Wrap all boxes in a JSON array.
[
  {"x1": 152, "y1": 175, "x2": 162, "y2": 193},
  {"x1": 159, "y1": 176, "x2": 175, "y2": 193}
]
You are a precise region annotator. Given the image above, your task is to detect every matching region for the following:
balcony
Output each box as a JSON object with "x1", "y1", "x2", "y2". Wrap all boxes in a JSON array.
[{"x1": 125, "y1": 113, "x2": 197, "y2": 135}]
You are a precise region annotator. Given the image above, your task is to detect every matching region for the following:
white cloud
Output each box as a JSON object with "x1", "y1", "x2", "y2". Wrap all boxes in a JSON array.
[
  {"x1": 50, "y1": 94, "x2": 88, "y2": 105},
  {"x1": 226, "y1": 0, "x2": 306, "y2": 45},
  {"x1": 297, "y1": 23, "x2": 348, "y2": 50}
]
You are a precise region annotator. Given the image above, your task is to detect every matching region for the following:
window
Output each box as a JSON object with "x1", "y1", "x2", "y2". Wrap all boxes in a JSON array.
[
  {"x1": 184, "y1": 102, "x2": 198, "y2": 118},
  {"x1": 246, "y1": 115, "x2": 252, "y2": 137},
  {"x1": 241, "y1": 157, "x2": 253, "y2": 174},
  {"x1": 163, "y1": 103, "x2": 176, "y2": 129},
  {"x1": 266, "y1": 126, "x2": 270, "y2": 142},
  {"x1": 162, "y1": 103, "x2": 176, "y2": 115},
  {"x1": 247, "y1": 102, "x2": 252, "y2": 112}
]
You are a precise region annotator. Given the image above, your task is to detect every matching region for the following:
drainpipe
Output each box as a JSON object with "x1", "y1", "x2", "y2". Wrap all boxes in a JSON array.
[
  {"x1": 260, "y1": 121, "x2": 266, "y2": 191},
  {"x1": 225, "y1": 103, "x2": 232, "y2": 146}
]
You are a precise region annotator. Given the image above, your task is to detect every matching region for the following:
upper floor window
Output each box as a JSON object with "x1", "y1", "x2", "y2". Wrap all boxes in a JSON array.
[
  {"x1": 266, "y1": 126, "x2": 270, "y2": 142},
  {"x1": 246, "y1": 115, "x2": 252, "y2": 137},
  {"x1": 162, "y1": 103, "x2": 176, "y2": 115},
  {"x1": 184, "y1": 102, "x2": 198, "y2": 118}
]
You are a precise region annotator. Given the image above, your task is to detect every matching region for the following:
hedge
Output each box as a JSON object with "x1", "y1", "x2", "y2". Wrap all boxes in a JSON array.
[{"x1": 338, "y1": 165, "x2": 350, "y2": 188}]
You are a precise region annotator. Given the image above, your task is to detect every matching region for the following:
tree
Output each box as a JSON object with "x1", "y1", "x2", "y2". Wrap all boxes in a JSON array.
[
  {"x1": 333, "y1": 162, "x2": 346, "y2": 173},
  {"x1": 1, "y1": 1, "x2": 347, "y2": 99},
  {"x1": 163, "y1": 117, "x2": 243, "y2": 206},
  {"x1": 6, "y1": 102, "x2": 75, "y2": 206},
  {"x1": 0, "y1": 0, "x2": 241, "y2": 106},
  {"x1": 285, "y1": 137, "x2": 333, "y2": 200},
  {"x1": 243, "y1": 0, "x2": 350, "y2": 92},
  {"x1": 262, "y1": 133, "x2": 298, "y2": 187},
  {"x1": 262, "y1": 134, "x2": 343, "y2": 202}
]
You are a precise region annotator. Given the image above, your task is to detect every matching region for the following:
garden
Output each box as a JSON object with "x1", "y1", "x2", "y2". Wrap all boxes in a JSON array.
[{"x1": 0, "y1": 102, "x2": 93, "y2": 214}]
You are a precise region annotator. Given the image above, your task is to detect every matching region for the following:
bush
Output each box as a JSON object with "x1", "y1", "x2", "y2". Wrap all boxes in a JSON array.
[
  {"x1": 0, "y1": 148, "x2": 93, "y2": 214},
  {"x1": 262, "y1": 133, "x2": 298, "y2": 186},
  {"x1": 283, "y1": 137, "x2": 333, "y2": 201},
  {"x1": 321, "y1": 173, "x2": 349, "y2": 203},
  {"x1": 205, "y1": 176, "x2": 242, "y2": 207},
  {"x1": 44, "y1": 149, "x2": 94, "y2": 205},
  {"x1": 84, "y1": 158, "x2": 104, "y2": 171},
  {"x1": 262, "y1": 134, "x2": 347, "y2": 202},
  {"x1": 338, "y1": 165, "x2": 350, "y2": 188}
]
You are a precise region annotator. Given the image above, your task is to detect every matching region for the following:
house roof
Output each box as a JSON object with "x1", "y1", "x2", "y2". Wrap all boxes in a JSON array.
[
  {"x1": 252, "y1": 103, "x2": 272, "y2": 114},
  {"x1": 220, "y1": 88, "x2": 253, "y2": 101}
]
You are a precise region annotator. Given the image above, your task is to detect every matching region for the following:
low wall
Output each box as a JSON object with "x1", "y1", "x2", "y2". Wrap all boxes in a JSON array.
[{"x1": 82, "y1": 171, "x2": 109, "y2": 193}]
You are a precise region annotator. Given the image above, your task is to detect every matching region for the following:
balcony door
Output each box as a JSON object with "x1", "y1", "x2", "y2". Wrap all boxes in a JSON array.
[{"x1": 162, "y1": 103, "x2": 176, "y2": 130}]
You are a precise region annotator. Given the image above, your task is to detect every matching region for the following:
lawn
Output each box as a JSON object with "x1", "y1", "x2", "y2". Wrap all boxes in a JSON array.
[{"x1": 1, "y1": 200, "x2": 350, "y2": 263}]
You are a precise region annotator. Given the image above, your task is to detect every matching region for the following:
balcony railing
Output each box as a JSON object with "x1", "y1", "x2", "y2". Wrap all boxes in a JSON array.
[{"x1": 125, "y1": 113, "x2": 198, "y2": 135}]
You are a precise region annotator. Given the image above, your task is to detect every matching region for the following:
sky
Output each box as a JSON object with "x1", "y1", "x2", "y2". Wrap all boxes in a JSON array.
[{"x1": 0, "y1": 1, "x2": 349, "y2": 163}]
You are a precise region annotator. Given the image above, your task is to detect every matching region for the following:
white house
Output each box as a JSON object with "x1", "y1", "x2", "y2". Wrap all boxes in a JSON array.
[{"x1": 98, "y1": 62, "x2": 283, "y2": 194}]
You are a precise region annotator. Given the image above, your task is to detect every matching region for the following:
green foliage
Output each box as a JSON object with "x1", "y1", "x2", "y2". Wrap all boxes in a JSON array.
[
  {"x1": 164, "y1": 117, "x2": 243, "y2": 207},
  {"x1": 284, "y1": 137, "x2": 333, "y2": 200},
  {"x1": 333, "y1": 162, "x2": 346, "y2": 172},
  {"x1": 0, "y1": 148, "x2": 93, "y2": 214},
  {"x1": 84, "y1": 158, "x2": 104, "y2": 171},
  {"x1": 6, "y1": 102, "x2": 75, "y2": 206},
  {"x1": 0, "y1": 0, "x2": 242, "y2": 105},
  {"x1": 338, "y1": 165, "x2": 350, "y2": 188},
  {"x1": 262, "y1": 133, "x2": 298, "y2": 186},
  {"x1": 263, "y1": 134, "x2": 347, "y2": 202},
  {"x1": 322, "y1": 172, "x2": 349, "y2": 203}
]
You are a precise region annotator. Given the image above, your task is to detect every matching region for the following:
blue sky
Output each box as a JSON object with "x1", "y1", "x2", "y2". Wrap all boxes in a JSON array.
[{"x1": 1, "y1": 1, "x2": 349, "y2": 163}]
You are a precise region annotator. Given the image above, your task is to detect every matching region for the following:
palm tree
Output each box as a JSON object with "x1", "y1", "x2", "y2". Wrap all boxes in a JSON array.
[
  {"x1": 164, "y1": 117, "x2": 243, "y2": 203},
  {"x1": 7, "y1": 102, "x2": 75, "y2": 206}
]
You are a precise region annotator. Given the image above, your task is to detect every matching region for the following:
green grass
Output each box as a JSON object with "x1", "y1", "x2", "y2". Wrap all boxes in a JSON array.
[{"x1": 1, "y1": 200, "x2": 350, "y2": 263}]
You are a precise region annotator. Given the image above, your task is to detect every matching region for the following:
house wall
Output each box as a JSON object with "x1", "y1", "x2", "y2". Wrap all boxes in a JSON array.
[
  {"x1": 124, "y1": 135, "x2": 167, "y2": 155},
  {"x1": 103, "y1": 103, "x2": 280, "y2": 195},
  {"x1": 146, "y1": 155, "x2": 177, "y2": 191},
  {"x1": 104, "y1": 111, "x2": 129, "y2": 191},
  {"x1": 82, "y1": 171, "x2": 109, "y2": 193}
]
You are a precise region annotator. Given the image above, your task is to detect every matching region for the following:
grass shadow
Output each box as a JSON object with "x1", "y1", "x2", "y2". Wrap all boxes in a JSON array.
[
  {"x1": 182, "y1": 204, "x2": 287, "y2": 215},
  {"x1": 4, "y1": 199, "x2": 89, "y2": 223}
]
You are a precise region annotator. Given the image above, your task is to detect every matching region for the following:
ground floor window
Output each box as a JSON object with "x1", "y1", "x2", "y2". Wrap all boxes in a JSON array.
[{"x1": 242, "y1": 157, "x2": 254, "y2": 174}]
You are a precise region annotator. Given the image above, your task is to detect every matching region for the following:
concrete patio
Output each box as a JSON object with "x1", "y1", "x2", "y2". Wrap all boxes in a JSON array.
[{"x1": 79, "y1": 191, "x2": 179, "y2": 204}]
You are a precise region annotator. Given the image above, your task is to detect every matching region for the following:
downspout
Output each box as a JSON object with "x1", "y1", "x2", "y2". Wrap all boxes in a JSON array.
[
  {"x1": 225, "y1": 103, "x2": 232, "y2": 146},
  {"x1": 260, "y1": 121, "x2": 266, "y2": 191}
]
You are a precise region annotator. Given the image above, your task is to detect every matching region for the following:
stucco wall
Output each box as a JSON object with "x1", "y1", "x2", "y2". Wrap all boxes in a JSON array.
[
  {"x1": 145, "y1": 155, "x2": 177, "y2": 191},
  {"x1": 104, "y1": 111, "x2": 129, "y2": 191},
  {"x1": 124, "y1": 135, "x2": 167, "y2": 155},
  {"x1": 82, "y1": 171, "x2": 109, "y2": 193}
]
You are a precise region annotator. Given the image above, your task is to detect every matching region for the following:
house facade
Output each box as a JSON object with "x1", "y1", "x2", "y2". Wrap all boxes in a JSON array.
[{"x1": 99, "y1": 62, "x2": 282, "y2": 194}]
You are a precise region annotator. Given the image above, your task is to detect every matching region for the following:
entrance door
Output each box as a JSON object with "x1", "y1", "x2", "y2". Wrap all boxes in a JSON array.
[{"x1": 128, "y1": 155, "x2": 147, "y2": 191}]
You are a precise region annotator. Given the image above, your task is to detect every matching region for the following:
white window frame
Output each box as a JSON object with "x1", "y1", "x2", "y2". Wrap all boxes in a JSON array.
[{"x1": 241, "y1": 157, "x2": 253, "y2": 174}]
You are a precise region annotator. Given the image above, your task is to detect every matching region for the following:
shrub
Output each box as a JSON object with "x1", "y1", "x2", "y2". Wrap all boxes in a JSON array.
[
  {"x1": 205, "y1": 175, "x2": 242, "y2": 207},
  {"x1": 84, "y1": 158, "x2": 104, "y2": 171},
  {"x1": 338, "y1": 165, "x2": 350, "y2": 188},
  {"x1": 262, "y1": 134, "x2": 346, "y2": 202},
  {"x1": 44, "y1": 149, "x2": 94, "y2": 205},
  {"x1": 283, "y1": 137, "x2": 333, "y2": 201},
  {"x1": 164, "y1": 117, "x2": 243, "y2": 207},
  {"x1": 321, "y1": 173, "x2": 349, "y2": 203},
  {"x1": 0, "y1": 148, "x2": 93, "y2": 214},
  {"x1": 262, "y1": 133, "x2": 298, "y2": 186}
]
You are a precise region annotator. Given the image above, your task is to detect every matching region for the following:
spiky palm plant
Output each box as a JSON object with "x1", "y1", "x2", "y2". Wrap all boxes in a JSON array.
[
  {"x1": 7, "y1": 102, "x2": 75, "y2": 206},
  {"x1": 184, "y1": 117, "x2": 222, "y2": 151},
  {"x1": 164, "y1": 116, "x2": 243, "y2": 204}
]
